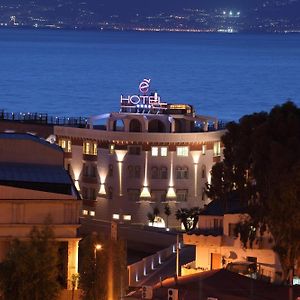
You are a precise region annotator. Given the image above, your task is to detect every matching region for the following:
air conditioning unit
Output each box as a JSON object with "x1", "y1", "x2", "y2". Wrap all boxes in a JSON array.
[
  {"x1": 141, "y1": 285, "x2": 153, "y2": 299},
  {"x1": 168, "y1": 288, "x2": 178, "y2": 300}
]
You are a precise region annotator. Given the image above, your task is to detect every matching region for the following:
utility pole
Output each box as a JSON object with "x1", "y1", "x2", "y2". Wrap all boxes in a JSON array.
[{"x1": 176, "y1": 234, "x2": 180, "y2": 278}]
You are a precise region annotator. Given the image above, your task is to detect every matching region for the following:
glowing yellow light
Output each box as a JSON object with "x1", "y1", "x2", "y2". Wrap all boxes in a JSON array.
[
  {"x1": 99, "y1": 183, "x2": 106, "y2": 195},
  {"x1": 140, "y1": 186, "x2": 151, "y2": 199},
  {"x1": 95, "y1": 244, "x2": 102, "y2": 251},
  {"x1": 166, "y1": 187, "x2": 176, "y2": 199}
]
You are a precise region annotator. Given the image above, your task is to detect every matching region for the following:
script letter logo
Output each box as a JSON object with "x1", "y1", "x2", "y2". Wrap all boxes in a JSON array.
[{"x1": 139, "y1": 78, "x2": 151, "y2": 95}]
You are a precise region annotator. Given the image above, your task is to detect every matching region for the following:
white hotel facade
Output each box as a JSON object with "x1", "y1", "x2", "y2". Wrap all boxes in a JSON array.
[{"x1": 55, "y1": 80, "x2": 225, "y2": 228}]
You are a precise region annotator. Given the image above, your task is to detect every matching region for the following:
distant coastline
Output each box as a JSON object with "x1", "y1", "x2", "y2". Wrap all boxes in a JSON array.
[{"x1": 1, "y1": 24, "x2": 300, "y2": 34}]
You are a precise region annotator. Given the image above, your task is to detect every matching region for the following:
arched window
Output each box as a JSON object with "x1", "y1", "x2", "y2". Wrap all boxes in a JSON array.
[
  {"x1": 201, "y1": 165, "x2": 206, "y2": 179},
  {"x1": 129, "y1": 119, "x2": 142, "y2": 132},
  {"x1": 148, "y1": 119, "x2": 166, "y2": 133},
  {"x1": 128, "y1": 165, "x2": 134, "y2": 177},
  {"x1": 160, "y1": 166, "x2": 168, "y2": 179},
  {"x1": 151, "y1": 167, "x2": 159, "y2": 179},
  {"x1": 113, "y1": 119, "x2": 125, "y2": 132}
]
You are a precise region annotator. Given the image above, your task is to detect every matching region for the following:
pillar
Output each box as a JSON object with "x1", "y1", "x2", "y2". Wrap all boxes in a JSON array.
[{"x1": 67, "y1": 239, "x2": 79, "y2": 290}]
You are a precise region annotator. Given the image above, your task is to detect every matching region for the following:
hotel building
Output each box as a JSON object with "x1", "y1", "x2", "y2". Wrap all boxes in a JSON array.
[{"x1": 55, "y1": 79, "x2": 226, "y2": 228}]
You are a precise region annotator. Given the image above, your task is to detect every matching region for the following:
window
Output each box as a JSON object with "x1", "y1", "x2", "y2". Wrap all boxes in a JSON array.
[
  {"x1": 202, "y1": 144, "x2": 206, "y2": 155},
  {"x1": 213, "y1": 141, "x2": 221, "y2": 157},
  {"x1": 176, "y1": 166, "x2": 189, "y2": 179},
  {"x1": 112, "y1": 214, "x2": 120, "y2": 220},
  {"x1": 83, "y1": 141, "x2": 97, "y2": 155},
  {"x1": 59, "y1": 139, "x2": 71, "y2": 152},
  {"x1": 128, "y1": 189, "x2": 140, "y2": 202},
  {"x1": 127, "y1": 165, "x2": 141, "y2": 179},
  {"x1": 177, "y1": 146, "x2": 189, "y2": 157},
  {"x1": 160, "y1": 166, "x2": 168, "y2": 179},
  {"x1": 151, "y1": 190, "x2": 167, "y2": 202},
  {"x1": 228, "y1": 223, "x2": 238, "y2": 237},
  {"x1": 123, "y1": 215, "x2": 132, "y2": 221},
  {"x1": 82, "y1": 163, "x2": 88, "y2": 176},
  {"x1": 177, "y1": 189, "x2": 188, "y2": 202},
  {"x1": 151, "y1": 146, "x2": 159, "y2": 157},
  {"x1": 202, "y1": 188, "x2": 206, "y2": 201},
  {"x1": 82, "y1": 187, "x2": 88, "y2": 199},
  {"x1": 160, "y1": 147, "x2": 168, "y2": 157},
  {"x1": 109, "y1": 144, "x2": 115, "y2": 155},
  {"x1": 108, "y1": 164, "x2": 113, "y2": 177},
  {"x1": 89, "y1": 211, "x2": 95, "y2": 217},
  {"x1": 151, "y1": 167, "x2": 159, "y2": 179},
  {"x1": 107, "y1": 186, "x2": 113, "y2": 199},
  {"x1": 128, "y1": 146, "x2": 141, "y2": 155},
  {"x1": 135, "y1": 166, "x2": 141, "y2": 178},
  {"x1": 91, "y1": 165, "x2": 97, "y2": 177},
  {"x1": 82, "y1": 210, "x2": 88, "y2": 216},
  {"x1": 201, "y1": 165, "x2": 206, "y2": 179}
]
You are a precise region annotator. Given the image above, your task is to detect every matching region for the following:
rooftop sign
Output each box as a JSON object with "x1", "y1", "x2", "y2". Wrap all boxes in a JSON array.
[{"x1": 120, "y1": 79, "x2": 168, "y2": 112}]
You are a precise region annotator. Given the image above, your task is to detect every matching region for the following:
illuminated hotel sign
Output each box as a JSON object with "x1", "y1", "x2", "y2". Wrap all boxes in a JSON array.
[{"x1": 121, "y1": 79, "x2": 168, "y2": 112}]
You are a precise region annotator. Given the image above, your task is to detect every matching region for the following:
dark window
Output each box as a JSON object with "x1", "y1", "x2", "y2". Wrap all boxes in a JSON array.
[
  {"x1": 160, "y1": 166, "x2": 168, "y2": 179},
  {"x1": 128, "y1": 189, "x2": 140, "y2": 202},
  {"x1": 128, "y1": 146, "x2": 141, "y2": 155},
  {"x1": 108, "y1": 164, "x2": 113, "y2": 177},
  {"x1": 151, "y1": 167, "x2": 159, "y2": 179}
]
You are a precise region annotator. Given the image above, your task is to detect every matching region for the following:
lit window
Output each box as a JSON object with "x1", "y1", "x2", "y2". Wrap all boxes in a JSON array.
[
  {"x1": 82, "y1": 210, "x2": 88, "y2": 215},
  {"x1": 83, "y1": 141, "x2": 97, "y2": 155},
  {"x1": 59, "y1": 138, "x2": 72, "y2": 152},
  {"x1": 112, "y1": 214, "x2": 120, "y2": 220},
  {"x1": 160, "y1": 147, "x2": 168, "y2": 157},
  {"x1": 213, "y1": 141, "x2": 221, "y2": 157},
  {"x1": 123, "y1": 215, "x2": 132, "y2": 221},
  {"x1": 109, "y1": 144, "x2": 115, "y2": 155},
  {"x1": 90, "y1": 211, "x2": 95, "y2": 217},
  {"x1": 151, "y1": 147, "x2": 159, "y2": 156},
  {"x1": 202, "y1": 144, "x2": 206, "y2": 155},
  {"x1": 177, "y1": 146, "x2": 189, "y2": 157}
]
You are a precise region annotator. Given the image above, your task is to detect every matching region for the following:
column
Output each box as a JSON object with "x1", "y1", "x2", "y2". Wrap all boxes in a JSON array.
[{"x1": 67, "y1": 239, "x2": 79, "y2": 290}]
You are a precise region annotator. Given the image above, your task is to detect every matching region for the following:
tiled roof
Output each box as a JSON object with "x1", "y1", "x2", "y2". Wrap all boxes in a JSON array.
[
  {"x1": 0, "y1": 133, "x2": 61, "y2": 151},
  {"x1": 0, "y1": 163, "x2": 70, "y2": 184}
]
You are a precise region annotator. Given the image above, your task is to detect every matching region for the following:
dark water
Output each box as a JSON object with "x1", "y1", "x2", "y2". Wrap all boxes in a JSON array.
[{"x1": 0, "y1": 28, "x2": 300, "y2": 121}]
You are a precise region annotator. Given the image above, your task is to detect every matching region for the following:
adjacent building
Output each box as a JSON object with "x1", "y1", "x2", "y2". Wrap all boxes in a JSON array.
[
  {"x1": 182, "y1": 198, "x2": 285, "y2": 283},
  {"x1": 0, "y1": 133, "x2": 81, "y2": 291}
]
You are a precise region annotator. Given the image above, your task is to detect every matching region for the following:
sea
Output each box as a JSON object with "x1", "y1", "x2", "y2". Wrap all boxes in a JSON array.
[{"x1": 0, "y1": 28, "x2": 300, "y2": 121}]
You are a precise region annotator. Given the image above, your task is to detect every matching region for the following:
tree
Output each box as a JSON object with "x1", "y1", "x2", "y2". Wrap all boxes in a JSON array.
[
  {"x1": 0, "y1": 225, "x2": 61, "y2": 300},
  {"x1": 164, "y1": 203, "x2": 171, "y2": 228},
  {"x1": 79, "y1": 233, "x2": 127, "y2": 300},
  {"x1": 206, "y1": 101, "x2": 300, "y2": 290},
  {"x1": 147, "y1": 212, "x2": 155, "y2": 226},
  {"x1": 147, "y1": 206, "x2": 160, "y2": 226},
  {"x1": 175, "y1": 207, "x2": 202, "y2": 232}
]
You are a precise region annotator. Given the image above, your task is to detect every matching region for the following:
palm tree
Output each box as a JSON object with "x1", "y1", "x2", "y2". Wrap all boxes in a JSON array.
[
  {"x1": 147, "y1": 212, "x2": 155, "y2": 226},
  {"x1": 175, "y1": 207, "x2": 201, "y2": 232},
  {"x1": 164, "y1": 204, "x2": 171, "y2": 229}
]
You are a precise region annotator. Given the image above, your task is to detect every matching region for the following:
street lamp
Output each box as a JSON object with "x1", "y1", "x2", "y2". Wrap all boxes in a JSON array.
[{"x1": 94, "y1": 243, "x2": 102, "y2": 260}]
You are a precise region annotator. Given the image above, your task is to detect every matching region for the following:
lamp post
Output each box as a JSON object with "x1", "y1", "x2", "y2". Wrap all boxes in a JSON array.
[
  {"x1": 94, "y1": 243, "x2": 102, "y2": 260},
  {"x1": 93, "y1": 243, "x2": 102, "y2": 300}
]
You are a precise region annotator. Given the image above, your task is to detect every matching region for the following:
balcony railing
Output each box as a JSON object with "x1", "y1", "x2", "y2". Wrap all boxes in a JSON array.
[{"x1": 0, "y1": 109, "x2": 88, "y2": 127}]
